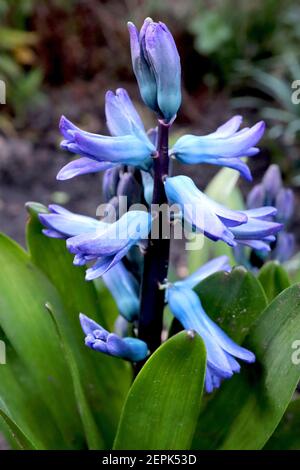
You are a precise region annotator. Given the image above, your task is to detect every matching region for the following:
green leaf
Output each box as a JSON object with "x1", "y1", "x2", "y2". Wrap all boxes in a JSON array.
[
  {"x1": 193, "y1": 283, "x2": 300, "y2": 450},
  {"x1": 258, "y1": 261, "x2": 291, "y2": 302},
  {"x1": 114, "y1": 331, "x2": 206, "y2": 450},
  {"x1": 0, "y1": 339, "x2": 67, "y2": 449},
  {"x1": 26, "y1": 203, "x2": 131, "y2": 447},
  {"x1": 0, "y1": 234, "x2": 84, "y2": 448},
  {"x1": 264, "y1": 399, "x2": 300, "y2": 450},
  {"x1": 195, "y1": 266, "x2": 267, "y2": 342},
  {"x1": 0, "y1": 408, "x2": 36, "y2": 450},
  {"x1": 46, "y1": 303, "x2": 104, "y2": 450}
]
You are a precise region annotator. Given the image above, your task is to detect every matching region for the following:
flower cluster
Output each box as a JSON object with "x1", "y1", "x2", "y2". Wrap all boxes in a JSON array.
[
  {"x1": 40, "y1": 18, "x2": 283, "y2": 392},
  {"x1": 234, "y1": 164, "x2": 295, "y2": 268}
]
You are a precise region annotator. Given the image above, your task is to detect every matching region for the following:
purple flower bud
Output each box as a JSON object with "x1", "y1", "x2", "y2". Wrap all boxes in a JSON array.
[
  {"x1": 102, "y1": 167, "x2": 121, "y2": 202},
  {"x1": 128, "y1": 18, "x2": 181, "y2": 122},
  {"x1": 247, "y1": 184, "x2": 266, "y2": 209},
  {"x1": 80, "y1": 314, "x2": 148, "y2": 362},
  {"x1": 262, "y1": 164, "x2": 282, "y2": 203},
  {"x1": 275, "y1": 188, "x2": 294, "y2": 223}
]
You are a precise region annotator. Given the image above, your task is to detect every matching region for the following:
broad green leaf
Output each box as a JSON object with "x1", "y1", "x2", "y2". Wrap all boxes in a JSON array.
[
  {"x1": 195, "y1": 266, "x2": 267, "y2": 342},
  {"x1": 46, "y1": 303, "x2": 104, "y2": 450},
  {"x1": 188, "y1": 167, "x2": 243, "y2": 273},
  {"x1": 26, "y1": 203, "x2": 131, "y2": 447},
  {"x1": 264, "y1": 399, "x2": 300, "y2": 450},
  {"x1": 193, "y1": 283, "x2": 300, "y2": 450},
  {"x1": 258, "y1": 261, "x2": 291, "y2": 302},
  {"x1": 0, "y1": 409, "x2": 36, "y2": 450},
  {"x1": 114, "y1": 331, "x2": 206, "y2": 450},
  {"x1": 0, "y1": 234, "x2": 84, "y2": 448},
  {"x1": 0, "y1": 338, "x2": 66, "y2": 449}
]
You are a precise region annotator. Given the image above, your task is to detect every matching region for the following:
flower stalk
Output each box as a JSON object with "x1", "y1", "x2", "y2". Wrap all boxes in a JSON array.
[{"x1": 138, "y1": 120, "x2": 170, "y2": 354}]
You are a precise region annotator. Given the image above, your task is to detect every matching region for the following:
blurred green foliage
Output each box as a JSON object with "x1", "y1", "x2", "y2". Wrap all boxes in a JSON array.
[{"x1": 0, "y1": 0, "x2": 43, "y2": 118}]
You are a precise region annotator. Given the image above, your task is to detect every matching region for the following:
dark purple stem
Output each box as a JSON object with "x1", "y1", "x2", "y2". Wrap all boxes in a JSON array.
[{"x1": 138, "y1": 120, "x2": 170, "y2": 354}]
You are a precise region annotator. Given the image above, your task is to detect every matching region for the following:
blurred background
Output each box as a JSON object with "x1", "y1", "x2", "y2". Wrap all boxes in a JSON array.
[{"x1": 0, "y1": 0, "x2": 300, "y2": 246}]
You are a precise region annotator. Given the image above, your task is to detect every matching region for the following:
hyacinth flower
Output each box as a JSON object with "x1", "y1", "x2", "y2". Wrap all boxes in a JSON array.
[
  {"x1": 39, "y1": 18, "x2": 283, "y2": 389},
  {"x1": 80, "y1": 314, "x2": 148, "y2": 362},
  {"x1": 165, "y1": 175, "x2": 282, "y2": 248},
  {"x1": 128, "y1": 18, "x2": 181, "y2": 122},
  {"x1": 67, "y1": 210, "x2": 152, "y2": 280},
  {"x1": 165, "y1": 255, "x2": 255, "y2": 392},
  {"x1": 57, "y1": 88, "x2": 156, "y2": 180},
  {"x1": 235, "y1": 164, "x2": 295, "y2": 267},
  {"x1": 170, "y1": 116, "x2": 265, "y2": 180},
  {"x1": 167, "y1": 286, "x2": 255, "y2": 393}
]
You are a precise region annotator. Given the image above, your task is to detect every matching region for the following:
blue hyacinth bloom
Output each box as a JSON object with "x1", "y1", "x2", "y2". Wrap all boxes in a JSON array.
[
  {"x1": 231, "y1": 207, "x2": 283, "y2": 252},
  {"x1": 67, "y1": 210, "x2": 152, "y2": 280},
  {"x1": 102, "y1": 262, "x2": 140, "y2": 322},
  {"x1": 170, "y1": 117, "x2": 265, "y2": 180},
  {"x1": 80, "y1": 314, "x2": 148, "y2": 362},
  {"x1": 167, "y1": 286, "x2": 255, "y2": 393},
  {"x1": 165, "y1": 175, "x2": 247, "y2": 246},
  {"x1": 165, "y1": 175, "x2": 282, "y2": 248},
  {"x1": 39, "y1": 204, "x2": 108, "y2": 239},
  {"x1": 128, "y1": 18, "x2": 181, "y2": 122},
  {"x1": 58, "y1": 89, "x2": 156, "y2": 179}
]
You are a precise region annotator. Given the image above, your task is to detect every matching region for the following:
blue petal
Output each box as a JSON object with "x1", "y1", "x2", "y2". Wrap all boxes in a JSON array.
[
  {"x1": 208, "y1": 115, "x2": 243, "y2": 138},
  {"x1": 39, "y1": 206, "x2": 107, "y2": 238},
  {"x1": 242, "y1": 207, "x2": 277, "y2": 219},
  {"x1": 73, "y1": 131, "x2": 154, "y2": 170},
  {"x1": 172, "y1": 121, "x2": 265, "y2": 162},
  {"x1": 79, "y1": 313, "x2": 108, "y2": 337},
  {"x1": 105, "y1": 88, "x2": 148, "y2": 141},
  {"x1": 167, "y1": 286, "x2": 233, "y2": 378},
  {"x1": 231, "y1": 217, "x2": 283, "y2": 240},
  {"x1": 57, "y1": 157, "x2": 117, "y2": 180}
]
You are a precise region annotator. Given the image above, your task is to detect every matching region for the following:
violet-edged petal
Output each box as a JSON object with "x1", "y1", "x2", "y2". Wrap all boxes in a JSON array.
[
  {"x1": 57, "y1": 157, "x2": 117, "y2": 180},
  {"x1": 231, "y1": 216, "x2": 283, "y2": 240},
  {"x1": 208, "y1": 115, "x2": 243, "y2": 138},
  {"x1": 242, "y1": 207, "x2": 277, "y2": 219},
  {"x1": 237, "y1": 239, "x2": 272, "y2": 252},
  {"x1": 174, "y1": 256, "x2": 230, "y2": 290},
  {"x1": 39, "y1": 205, "x2": 108, "y2": 239},
  {"x1": 79, "y1": 313, "x2": 148, "y2": 362},
  {"x1": 42, "y1": 229, "x2": 65, "y2": 239},
  {"x1": 105, "y1": 88, "x2": 149, "y2": 143},
  {"x1": 73, "y1": 131, "x2": 154, "y2": 171},
  {"x1": 197, "y1": 156, "x2": 253, "y2": 181},
  {"x1": 102, "y1": 262, "x2": 140, "y2": 321}
]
